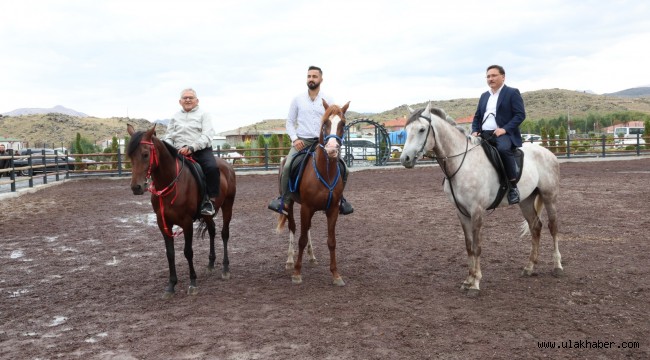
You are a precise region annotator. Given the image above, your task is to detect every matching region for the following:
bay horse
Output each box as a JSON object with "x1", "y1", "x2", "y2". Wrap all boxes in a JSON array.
[
  {"x1": 276, "y1": 99, "x2": 350, "y2": 286},
  {"x1": 399, "y1": 104, "x2": 562, "y2": 297},
  {"x1": 126, "y1": 124, "x2": 237, "y2": 299}
]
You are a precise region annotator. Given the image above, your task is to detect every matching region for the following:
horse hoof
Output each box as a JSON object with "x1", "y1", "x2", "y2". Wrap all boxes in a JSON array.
[
  {"x1": 188, "y1": 286, "x2": 198, "y2": 296},
  {"x1": 552, "y1": 268, "x2": 564, "y2": 277},
  {"x1": 521, "y1": 269, "x2": 534, "y2": 277},
  {"x1": 466, "y1": 288, "x2": 480, "y2": 298},
  {"x1": 221, "y1": 272, "x2": 231, "y2": 280},
  {"x1": 206, "y1": 266, "x2": 215, "y2": 274},
  {"x1": 291, "y1": 275, "x2": 302, "y2": 284},
  {"x1": 162, "y1": 291, "x2": 174, "y2": 300},
  {"x1": 332, "y1": 277, "x2": 345, "y2": 287},
  {"x1": 460, "y1": 283, "x2": 470, "y2": 291},
  {"x1": 285, "y1": 263, "x2": 294, "y2": 271},
  {"x1": 308, "y1": 259, "x2": 318, "y2": 267}
]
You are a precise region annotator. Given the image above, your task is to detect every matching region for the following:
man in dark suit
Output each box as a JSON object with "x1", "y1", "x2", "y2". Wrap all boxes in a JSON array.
[{"x1": 471, "y1": 65, "x2": 525, "y2": 204}]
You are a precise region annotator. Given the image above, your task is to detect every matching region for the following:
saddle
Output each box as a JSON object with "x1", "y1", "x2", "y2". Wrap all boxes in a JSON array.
[
  {"x1": 162, "y1": 142, "x2": 208, "y2": 219},
  {"x1": 479, "y1": 138, "x2": 524, "y2": 210},
  {"x1": 287, "y1": 143, "x2": 347, "y2": 195}
]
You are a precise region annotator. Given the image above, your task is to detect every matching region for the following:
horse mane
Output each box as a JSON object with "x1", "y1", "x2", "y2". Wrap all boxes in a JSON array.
[
  {"x1": 126, "y1": 130, "x2": 179, "y2": 157},
  {"x1": 407, "y1": 106, "x2": 467, "y2": 135}
]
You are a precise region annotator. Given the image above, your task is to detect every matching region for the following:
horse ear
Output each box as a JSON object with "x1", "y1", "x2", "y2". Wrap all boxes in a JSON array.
[
  {"x1": 341, "y1": 101, "x2": 350, "y2": 114},
  {"x1": 424, "y1": 101, "x2": 432, "y2": 114},
  {"x1": 127, "y1": 124, "x2": 135, "y2": 136},
  {"x1": 322, "y1": 98, "x2": 329, "y2": 110},
  {"x1": 145, "y1": 125, "x2": 156, "y2": 139},
  {"x1": 407, "y1": 105, "x2": 415, "y2": 113}
]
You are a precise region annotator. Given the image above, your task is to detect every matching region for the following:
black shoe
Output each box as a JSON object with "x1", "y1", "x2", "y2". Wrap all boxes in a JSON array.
[
  {"x1": 339, "y1": 197, "x2": 354, "y2": 215},
  {"x1": 201, "y1": 200, "x2": 215, "y2": 216},
  {"x1": 268, "y1": 197, "x2": 288, "y2": 215},
  {"x1": 507, "y1": 187, "x2": 520, "y2": 205}
]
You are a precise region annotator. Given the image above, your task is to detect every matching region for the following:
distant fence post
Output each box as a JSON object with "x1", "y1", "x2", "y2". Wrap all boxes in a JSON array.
[
  {"x1": 264, "y1": 144, "x2": 269, "y2": 170},
  {"x1": 117, "y1": 148, "x2": 123, "y2": 176},
  {"x1": 601, "y1": 135, "x2": 606, "y2": 157},
  {"x1": 10, "y1": 153, "x2": 16, "y2": 192},
  {"x1": 566, "y1": 134, "x2": 571, "y2": 159}
]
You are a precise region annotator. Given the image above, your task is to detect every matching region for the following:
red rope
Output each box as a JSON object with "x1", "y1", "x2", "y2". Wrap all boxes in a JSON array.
[{"x1": 141, "y1": 140, "x2": 183, "y2": 238}]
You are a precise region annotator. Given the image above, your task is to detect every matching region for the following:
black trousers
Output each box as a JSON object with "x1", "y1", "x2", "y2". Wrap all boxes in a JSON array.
[
  {"x1": 192, "y1": 147, "x2": 220, "y2": 197},
  {"x1": 481, "y1": 131, "x2": 518, "y2": 182}
]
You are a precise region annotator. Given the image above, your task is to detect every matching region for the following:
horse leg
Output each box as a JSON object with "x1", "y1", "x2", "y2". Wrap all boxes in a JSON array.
[
  {"x1": 520, "y1": 195, "x2": 543, "y2": 276},
  {"x1": 182, "y1": 227, "x2": 198, "y2": 296},
  {"x1": 162, "y1": 234, "x2": 178, "y2": 299},
  {"x1": 326, "y1": 209, "x2": 344, "y2": 286},
  {"x1": 285, "y1": 206, "x2": 297, "y2": 270},
  {"x1": 459, "y1": 212, "x2": 482, "y2": 297},
  {"x1": 545, "y1": 197, "x2": 563, "y2": 277},
  {"x1": 306, "y1": 229, "x2": 317, "y2": 265},
  {"x1": 292, "y1": 206, "x2": 315, "y2": 284},
  {"x1": 207, "y1": 216, "x2": 217, "y2": 274},
  {"x1": 220, "y1": 200, "x2": 233, "y2": 280}
]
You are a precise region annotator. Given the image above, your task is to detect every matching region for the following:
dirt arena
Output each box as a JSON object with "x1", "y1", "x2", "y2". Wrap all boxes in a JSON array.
[{"x1": 1, "y1": 158, "x2": 649, "y2": 359}]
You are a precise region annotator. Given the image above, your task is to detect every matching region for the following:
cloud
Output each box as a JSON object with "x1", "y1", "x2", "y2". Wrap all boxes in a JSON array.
[{"x1": 1, "y1": 0, "x2": 648, "y2": 134}]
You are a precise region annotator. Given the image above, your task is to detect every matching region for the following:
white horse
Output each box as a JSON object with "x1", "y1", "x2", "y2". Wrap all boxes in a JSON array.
[{"x1": 400, "y1": 103, "x2": 563, "y2": 297}]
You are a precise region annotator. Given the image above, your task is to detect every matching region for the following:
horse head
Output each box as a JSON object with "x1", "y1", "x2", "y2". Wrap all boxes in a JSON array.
[
  {"x1": 320, "y1": 99, "x2": 350, "y2": 159},
  {"x1": 400, "y1": 103, "x2": 437, "y2": 168},
  {"x1": 126, "y1": 124, "x2": 158, "y2": 195}
]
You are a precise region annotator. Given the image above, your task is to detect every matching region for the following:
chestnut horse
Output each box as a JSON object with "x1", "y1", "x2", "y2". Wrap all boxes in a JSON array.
[
  {"x1": 400, "y1": 104, "x2": 562, "y2": 296},
  {"x1": 276, "y1": 100, "x2": 350, "y2": 286},
  {"x1": 126, "y1": 124, "x2": 236, "y2": 299}
]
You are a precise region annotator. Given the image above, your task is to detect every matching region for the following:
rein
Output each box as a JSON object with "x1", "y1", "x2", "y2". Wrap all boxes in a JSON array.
[
  {"x1": 140, "y1": 140, "x2": 186, "y2": 237},
  {"x1": 313, "y1": 144, "x2": 341, "y2": 210},
  {"x1": 417, "y1": 114, "x2": 481, "y2": 218}
]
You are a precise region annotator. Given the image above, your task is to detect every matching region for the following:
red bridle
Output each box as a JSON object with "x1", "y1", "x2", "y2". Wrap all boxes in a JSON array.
[{"x1": 140, "y1": 140, "x2": 183, "y2": 237}]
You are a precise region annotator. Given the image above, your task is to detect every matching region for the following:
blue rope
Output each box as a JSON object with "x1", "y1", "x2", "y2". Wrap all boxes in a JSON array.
[{"x1": 311, "y1": 145, "x2": 340, "y2": 210}]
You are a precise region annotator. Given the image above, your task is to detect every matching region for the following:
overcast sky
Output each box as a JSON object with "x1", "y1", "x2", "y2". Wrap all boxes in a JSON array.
[{"x1": 1, "y1": 0, "x2": 648, "y2": 133}]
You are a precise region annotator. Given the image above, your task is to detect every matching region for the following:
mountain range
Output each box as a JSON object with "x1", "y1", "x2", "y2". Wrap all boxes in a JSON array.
[{"x1": 1, "y1": 87, "x2": 650, "y2": 146}]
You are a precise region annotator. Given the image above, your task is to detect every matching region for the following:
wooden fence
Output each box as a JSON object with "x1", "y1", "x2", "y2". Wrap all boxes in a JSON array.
[{"x1": 1, "y1": 136, "x2": 648, "y2": 193}]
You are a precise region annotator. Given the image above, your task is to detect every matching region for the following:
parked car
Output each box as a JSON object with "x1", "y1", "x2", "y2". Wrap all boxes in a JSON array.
[
  {"x1": 341, "y1": 139, "x2": 377, "y2": 162},
  {"x1": 521, "y1": 133, "x2": 542, "y2": 142},
  {"x1": 11, "y1": 148, "x2": 74, "y2": 176}
]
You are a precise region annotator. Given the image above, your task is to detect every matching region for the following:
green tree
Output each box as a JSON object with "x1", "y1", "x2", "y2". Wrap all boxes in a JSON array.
[
  {"x1": 282, "y1": 134, "x2": 292, "y2": 157},
  {"x1": 540, "y1": 127, "x2": 548, "y2": 148},
  {"x1": 558, "y1": 126, "x2": 567, "y2": 152},
  {"x1": 549, "y1": 128, "x2": 557, "y2": 153},
  {"x1": 111, "y1": 136, "x2": 119, "y2": 169},
  {"x1": 268, "y1": 134, "x2": 281, "y2": 164}
]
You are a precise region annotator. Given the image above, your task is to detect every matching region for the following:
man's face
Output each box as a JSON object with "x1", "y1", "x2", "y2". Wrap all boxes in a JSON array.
[
  {"x1": 306, "y1": 70, "x2": 322, "y2": 90},
  {"x1": 486, "y1": 68, "x2": 505, "y2": 92},
  {"x1": 179, "y1": 91, "x2": 199, "y2": 112},
  {"x1": 0, "y1": 145, "x2": 5, "y2": 153}
]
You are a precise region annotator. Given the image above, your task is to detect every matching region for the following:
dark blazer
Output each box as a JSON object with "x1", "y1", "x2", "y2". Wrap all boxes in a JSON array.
[{"x1": 471, "y1": 85, "x2": 526, "y2": 147}]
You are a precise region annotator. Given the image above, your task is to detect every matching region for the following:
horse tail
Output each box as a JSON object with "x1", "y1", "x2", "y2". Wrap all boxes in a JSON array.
[
  {"x1": 275, "y1": 214, "x2": 287, "y2": 233},
  {"x1": 519, "y1": 190, "x2": 545, "y2": 238},
  {"x1": 197, "y1": 219, "x2": 208, "y2": 238}
]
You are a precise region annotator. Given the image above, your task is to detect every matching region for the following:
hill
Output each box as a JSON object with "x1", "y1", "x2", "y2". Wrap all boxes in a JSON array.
[
  {"x1": 2, "y1": 88, "x2": 650, "y2": 146},
  {"x1": 234, "y1": 89, "x2": 650, "y2": 133},
  {"x1": 1, "y1": 105, "x2": 88, "y2": 117},
  {"x1": 0, "y1": 113, "x2": 163, "y2": 148}
]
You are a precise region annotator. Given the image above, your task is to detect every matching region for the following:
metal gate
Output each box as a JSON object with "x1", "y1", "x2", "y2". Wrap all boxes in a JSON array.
[{"x1": 343, "y1": 119, "x2": 392, "y2": 167}]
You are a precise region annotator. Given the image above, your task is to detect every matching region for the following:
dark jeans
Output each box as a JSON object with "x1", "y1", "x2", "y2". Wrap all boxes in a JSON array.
[
  {"x1": 192, "y1": 147, "x2": 220, "y2": 197},
  {"x1": 481, "y1": 131, "x2": 518, "y2": 182}
]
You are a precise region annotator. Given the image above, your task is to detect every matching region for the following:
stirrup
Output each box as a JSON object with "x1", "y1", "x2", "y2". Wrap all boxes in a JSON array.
[
  {"x1": 268, "y1": 197, "x2": 288, "y2": 215},
  {"x1": 201, "y1": 200, "x2": 215, "y2": 215},
  {"x1": 339, "y1": 198, "x2": 354, "y2": 215}
]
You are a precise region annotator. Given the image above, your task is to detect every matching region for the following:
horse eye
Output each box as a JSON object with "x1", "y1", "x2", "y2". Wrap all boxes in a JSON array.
[{"x1": 419, "y1": 128, "x2": 425, "y2": 133}]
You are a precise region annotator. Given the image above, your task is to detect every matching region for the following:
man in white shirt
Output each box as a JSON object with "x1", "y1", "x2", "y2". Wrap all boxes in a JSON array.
[
  {"x1": 268, "y1": 66, "x2": 353, "y2": 215},
  {"x1": 163, "y1": 88, "x2": 219, "y2": 215}
]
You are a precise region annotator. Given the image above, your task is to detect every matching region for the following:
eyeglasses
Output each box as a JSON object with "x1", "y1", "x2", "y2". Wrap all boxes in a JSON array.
[{"x1": 181, "y1": 96, "x2": 196, "y2": 101}]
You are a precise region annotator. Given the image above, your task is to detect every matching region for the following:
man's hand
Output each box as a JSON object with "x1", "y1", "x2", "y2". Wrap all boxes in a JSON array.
[
  {"x1": 179, "y1": 146, "x2": 193, "y2": 156},
  {"x1": 494, "y1": 128, "x2": 506, "y2": 137},
  {"x1": 293, "y1": 139, "x2": 305, "y2": 151}
]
